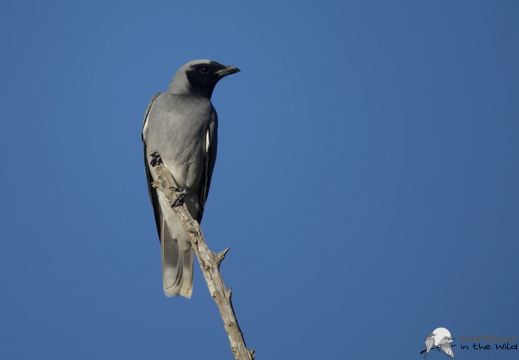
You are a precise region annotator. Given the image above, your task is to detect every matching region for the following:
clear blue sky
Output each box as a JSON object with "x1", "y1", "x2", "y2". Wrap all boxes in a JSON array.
[{"x1": 1, "y1": 1, "x2": 518, "y2": 359}]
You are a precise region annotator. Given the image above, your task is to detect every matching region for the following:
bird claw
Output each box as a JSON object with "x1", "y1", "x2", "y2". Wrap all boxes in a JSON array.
[
  {"x1": 172, "y1": 194, "x2": 185, "y2": 207},
  {"x1": 170, "y1": 187, "x2": 186, "y2": 207},
  {"x1": 150, "y1": 151, "x2": 162, "y2": 167}
]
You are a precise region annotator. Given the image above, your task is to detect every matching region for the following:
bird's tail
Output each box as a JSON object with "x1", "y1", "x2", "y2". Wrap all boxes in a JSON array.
[{"x1": 161, "y1": 223, "x2": 194, "y2": 298}]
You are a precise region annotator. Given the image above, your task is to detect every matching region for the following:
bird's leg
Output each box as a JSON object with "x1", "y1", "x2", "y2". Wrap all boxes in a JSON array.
[
  {"x1": 170, "y1": 187, "x2": 187, "y2": 207},
  {"x1": 149, "y1": 151, "x2": 163, "y2": 167}
]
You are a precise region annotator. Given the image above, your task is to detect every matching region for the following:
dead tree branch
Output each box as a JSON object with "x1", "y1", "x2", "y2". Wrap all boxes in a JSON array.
[{"x1": 151, "y1": 154, "x2": 254, "y2": 360}]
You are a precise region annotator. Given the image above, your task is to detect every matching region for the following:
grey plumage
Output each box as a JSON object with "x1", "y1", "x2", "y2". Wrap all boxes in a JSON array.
[
  {"x1": 424, "y1": 333, "x2": 435, "y2": 358},
  {"x1": 438, "y1": 336, "x2": 454, "y2": 358},
  {"x1": 142, "y1": 59, "x2": 239, "y2": 298}
]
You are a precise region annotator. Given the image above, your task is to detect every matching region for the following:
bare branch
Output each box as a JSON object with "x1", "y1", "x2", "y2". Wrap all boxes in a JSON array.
[
  {"x1": 216, "y1": 248, "x2": 230, "y2": 268},
  {"x1": 150, "y1": 153, "x2": 254, "y2": 360}
]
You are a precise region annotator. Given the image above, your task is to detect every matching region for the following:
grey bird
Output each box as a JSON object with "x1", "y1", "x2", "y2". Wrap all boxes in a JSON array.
[
  {"x1": 437, "y1": 336, "x2": 455, "y2": 358},
  {"x1": 424, "y1": 333, "x2": 435, "y2": 358},
  {"x1": 142, "y1": 59, "x2": 239, "y2": 298}
]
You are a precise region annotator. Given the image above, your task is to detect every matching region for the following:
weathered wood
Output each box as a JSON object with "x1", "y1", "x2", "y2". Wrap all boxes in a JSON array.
[{"x1": 150, "y1": 154, "x2": 254, "y2": 360}]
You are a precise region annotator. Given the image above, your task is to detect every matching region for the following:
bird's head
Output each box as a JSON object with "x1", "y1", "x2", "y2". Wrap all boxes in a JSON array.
[{"x1": 168, "y1": 59, "x2": 240, "y2": 98}]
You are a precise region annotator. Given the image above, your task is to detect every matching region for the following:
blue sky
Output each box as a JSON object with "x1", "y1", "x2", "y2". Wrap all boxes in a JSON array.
[{"x1": 1, "y1": 1, "x2": 518, "y2": 359}]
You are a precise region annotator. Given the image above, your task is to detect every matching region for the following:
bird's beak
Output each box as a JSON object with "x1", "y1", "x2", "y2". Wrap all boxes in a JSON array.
[{"x1": 216, "y1": 65, "x2": 240, "y2": 77}]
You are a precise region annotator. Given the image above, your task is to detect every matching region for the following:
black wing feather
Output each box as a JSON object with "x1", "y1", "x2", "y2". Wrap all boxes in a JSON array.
[
  {"x1": 142, "y1": 93, "x2": 162, "y2": 240},
  {"x1": 196, "y1": 111, "x2": 218, "y2": 222}
]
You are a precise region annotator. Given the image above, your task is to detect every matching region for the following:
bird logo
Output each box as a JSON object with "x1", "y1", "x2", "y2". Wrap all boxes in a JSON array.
[{"x1": 421, "y1": 327, "x2": 455, "y2": 358}]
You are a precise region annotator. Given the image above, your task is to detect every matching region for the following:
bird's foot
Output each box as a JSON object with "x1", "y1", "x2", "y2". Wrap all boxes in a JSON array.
[
  {"x1": 170, "y1": 187, "x2": 186, "y2": 207},
  {"x1": 150, "y1": 151, "x2": 163, "y2": 167}
]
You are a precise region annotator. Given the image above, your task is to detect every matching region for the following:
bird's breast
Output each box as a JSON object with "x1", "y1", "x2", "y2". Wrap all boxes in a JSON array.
[{"x1": 146, "y1": 94, "x2": 213, "y2": 191}]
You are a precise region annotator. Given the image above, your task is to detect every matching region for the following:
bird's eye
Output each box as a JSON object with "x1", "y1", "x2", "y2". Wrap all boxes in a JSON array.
[{"x1": 200, "y1": 67, "x2": 209, "y2": 74}]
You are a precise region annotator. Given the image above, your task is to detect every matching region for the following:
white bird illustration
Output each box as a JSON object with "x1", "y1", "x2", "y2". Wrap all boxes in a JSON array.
[{"x1": 423, "y1": 327, "x2": 454, "y2": 358}]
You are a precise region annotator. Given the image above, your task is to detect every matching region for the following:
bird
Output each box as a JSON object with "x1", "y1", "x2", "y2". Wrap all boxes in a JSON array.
[
  {"x1": 437, "y1": 336, "x2": 455, "y2": 358},
  {"x1": 424, "y1": 333, "x2": 435, "y2": 357},
  {"x1": 423, "y1": 327, "x2": 455, "y2": 358},
  {"x1": 142, "y1": 59, "x2": 239, "y2": 298}
]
